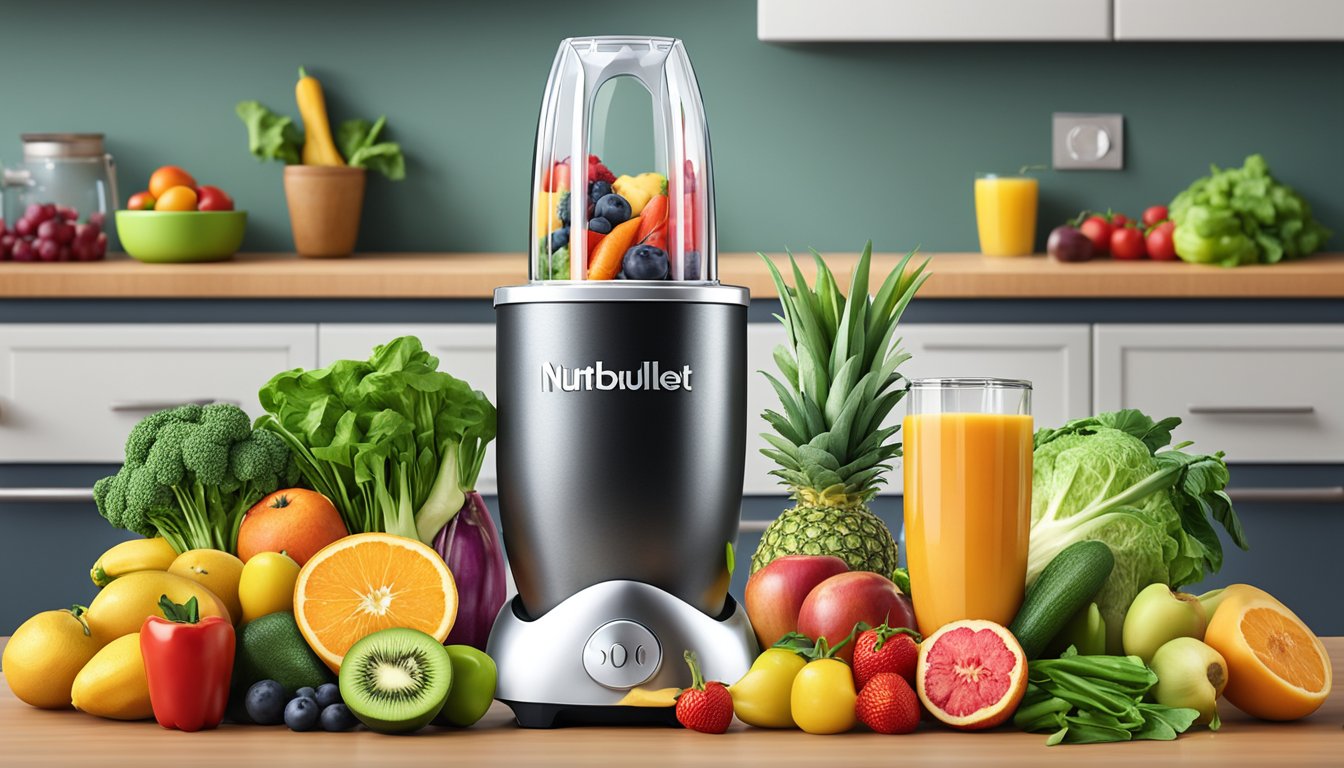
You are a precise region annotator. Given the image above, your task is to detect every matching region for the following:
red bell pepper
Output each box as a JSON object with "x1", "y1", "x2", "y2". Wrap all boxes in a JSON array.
[{"x1": 140, "y1": 595, "x2": 235, "y2": 732}]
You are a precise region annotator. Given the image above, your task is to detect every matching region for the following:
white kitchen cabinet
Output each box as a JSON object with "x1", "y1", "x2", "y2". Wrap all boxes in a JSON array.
[
  {"x1": 744, "y1": 324, "x2": 1091, "y2": 495},
  {"x1": 1114, "y1": 0, "x2": 1344, "y2": 41},
  {"x1": 758, "y1": 0, "x2": 1112, "y2": 41},
  {"x1": 0, "y1": 324, "x2": 317, "y2": 463},
  {"x1": 1094, "y1": 325, "x2": 1344, "y2": 463},
  {"x1": 317, "y1": 324, "x2": 498, "y2": 493}
]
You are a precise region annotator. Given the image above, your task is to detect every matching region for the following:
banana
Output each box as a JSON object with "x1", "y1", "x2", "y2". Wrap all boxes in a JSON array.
[{"x1": 90, "y1": 538, "x2": 178, "y2": 587}]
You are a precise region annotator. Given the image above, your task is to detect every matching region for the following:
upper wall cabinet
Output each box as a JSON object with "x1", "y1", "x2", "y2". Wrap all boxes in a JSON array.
[
  {"x1": 760, "y1": 0, "x2": 1344, "y2": 42},
  {"x1": 758, "y1": 0, "x2": 1112, "y2": 42}
]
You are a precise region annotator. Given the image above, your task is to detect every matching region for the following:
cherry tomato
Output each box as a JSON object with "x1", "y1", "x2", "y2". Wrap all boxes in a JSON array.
[
  {"x1": 1110, "y1": 226, "x2": 1147, "y2": 260},
  {"x1": 155, "y1": 185, "x2": 198, "y2": 212},
  {"x1": 149, "y1": 166, "x2": 197, "y2": 199},
  {"x1": 1142, "y1": 205, "x2": 1169, "y2": 228},
  {"x1": 195, "y1": 185, "x2": 234, "y2": 212},
  {"x1": 1079, "y1": 216, "x2": 1113, "y2": 254},
  {"x1": 1146, "y1": 220, "x2": 1177, "y2": 261},
  {"x1": 126, "y1": 191, "x2": 156, "y2": 211},
  {"x1": 1110, "y1": 213, "x2": 1130, "y2": 229}
]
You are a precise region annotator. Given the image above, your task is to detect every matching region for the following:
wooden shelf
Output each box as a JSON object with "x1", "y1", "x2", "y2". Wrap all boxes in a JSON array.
[{"x1": 1, "y1": 252, "x2": 1342, "y2": 300}]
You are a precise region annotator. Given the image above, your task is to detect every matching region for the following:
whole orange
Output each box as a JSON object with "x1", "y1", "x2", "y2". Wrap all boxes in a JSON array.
[
  {"x1": 237, "y1": 489, "x2": 348, "y2": 566},
  {"x1": 148, "y1": 165, "x2": 197, "y2": 199},
  {"x1": 155, "y1": 186, "x2": 198, "y2": 212}
]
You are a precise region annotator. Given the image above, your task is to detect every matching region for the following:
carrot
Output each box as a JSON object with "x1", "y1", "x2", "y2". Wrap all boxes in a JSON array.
[
  {"x1": 636, "y1": 194, "x2": 668, "y2": 243},
  {"x1": 587, "y1": 218, "x2": 642, "y2": 280},
  {"x1": 585, "y1": 231, "x2": 606, "y2": 265}
]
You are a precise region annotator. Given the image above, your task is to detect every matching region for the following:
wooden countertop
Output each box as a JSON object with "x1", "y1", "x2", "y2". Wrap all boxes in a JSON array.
[
  {"x1": 1, "y1": 251, "x2": 1342, "y2": 299},
  {"x1": 0, "y1": 637, "x2": 1339, "y2": 767}
]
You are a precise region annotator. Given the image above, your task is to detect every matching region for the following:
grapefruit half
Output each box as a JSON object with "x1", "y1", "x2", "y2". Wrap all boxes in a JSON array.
[{"x1": 916, "y1": 619, "x2": 1026, "y2": 730}]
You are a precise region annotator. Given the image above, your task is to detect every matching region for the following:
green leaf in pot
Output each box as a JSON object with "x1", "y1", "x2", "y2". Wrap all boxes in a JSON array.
[
  {"x1": 337, "y1": 116, "x2": 405, "y2": 181},
  {"x1": 236, "y1": 100, "x2": 302, "y2": 165}
]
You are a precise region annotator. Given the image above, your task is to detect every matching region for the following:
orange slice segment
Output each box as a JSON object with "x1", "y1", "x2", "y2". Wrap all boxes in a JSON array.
[{"x1": 294, "y1": 532, "x2": 457, "y2": 671}]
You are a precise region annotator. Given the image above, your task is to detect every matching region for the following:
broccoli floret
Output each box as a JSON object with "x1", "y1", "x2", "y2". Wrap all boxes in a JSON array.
[{"x1": 93, "y1": 403, "x2": 294, "y2": 554}]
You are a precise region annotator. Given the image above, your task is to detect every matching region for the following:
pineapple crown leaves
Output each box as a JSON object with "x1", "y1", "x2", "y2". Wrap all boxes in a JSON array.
[{"x1": 758, "y1": 242, "x2": 930, "y2": 505}]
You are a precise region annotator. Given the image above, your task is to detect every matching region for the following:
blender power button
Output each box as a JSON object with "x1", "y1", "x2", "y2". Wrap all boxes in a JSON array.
[{"x1": 582, "y1": 620, "x2": 662, "y2": 690}]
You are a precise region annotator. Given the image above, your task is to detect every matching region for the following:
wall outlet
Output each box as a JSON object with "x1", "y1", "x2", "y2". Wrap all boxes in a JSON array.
[{"x1": 1053, "y1": 113, "x2": 1124, "y2": 170}]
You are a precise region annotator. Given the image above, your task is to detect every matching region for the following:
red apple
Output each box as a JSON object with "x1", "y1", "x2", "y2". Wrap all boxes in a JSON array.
[
  {"x1": 797, "y1": 571, "x2": 916, "y2": 662},
  {"x1": 744, "y1": 555, "x2": 849, "y2": 649},
  {"x1": 195, "y1": 185, "x2": 235, "y2": 212}
]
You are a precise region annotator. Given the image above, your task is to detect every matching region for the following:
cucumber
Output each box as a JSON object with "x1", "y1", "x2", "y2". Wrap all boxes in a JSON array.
[{"x1": 1009, "y1": 540, "x2": 1114, "y2": 659}]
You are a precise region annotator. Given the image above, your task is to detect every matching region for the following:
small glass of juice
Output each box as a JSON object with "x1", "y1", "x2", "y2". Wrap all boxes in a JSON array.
[
  {"x1": 902, "y1": 378, "x2": 1033, "y2": 637},
  {"x1": 974, "y1": 173, "x2": 1039, "y2": 257}
]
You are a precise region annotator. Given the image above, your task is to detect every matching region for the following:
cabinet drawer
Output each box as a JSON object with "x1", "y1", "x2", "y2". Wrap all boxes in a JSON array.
[
  {"x1": 0, "y1": 324, "x2": 317, "y2": 463},
  {"x1": 317, "y1": 324, "x2": 497, "y2": 493},
  {"x1": 745, "y1": 324, "x2": 1091, "y2": 494},
  {"x1": 1094, "y1": 325, "x2": 1344, "y2": 463}
]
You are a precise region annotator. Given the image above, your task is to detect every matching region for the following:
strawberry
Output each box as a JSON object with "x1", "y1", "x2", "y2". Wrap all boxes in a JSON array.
[
  {"x1": 855, "y1": 673, "x2": 920, "y2": 734},
  {"x1": 675, "y1": 651, "x2": 733, "y2": 734},
  {"x1": 587, "y1": 154, "x2": 616, "y2": 184},
  {"x1": 852, "y1": 624, "x2": 920, "y2": 689}
]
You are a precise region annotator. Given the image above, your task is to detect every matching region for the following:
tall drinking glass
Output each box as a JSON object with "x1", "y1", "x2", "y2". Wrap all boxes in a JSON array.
[{"x1": 902, "y1": 378, "x2": 1033, "y2": 637}]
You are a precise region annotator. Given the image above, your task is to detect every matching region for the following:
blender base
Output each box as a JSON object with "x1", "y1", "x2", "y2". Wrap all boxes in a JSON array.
[{"x1": 487, "y1": 580, "x2": 757, "y2": 728}]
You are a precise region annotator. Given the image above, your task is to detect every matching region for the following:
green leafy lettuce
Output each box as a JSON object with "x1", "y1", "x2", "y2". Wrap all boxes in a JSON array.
[
  {"x1": 236, "y1": 101, "x2": 303, "y2": 165},
  {"x1": 336, "y1": 116, "x2": 406, "y2": 181},
  {"x1": 1029, "y1": 410, "x2": 1249, "y2": 653},
  {"x1": 255, "y1": 336, "x2": 495, "y2": 545}
]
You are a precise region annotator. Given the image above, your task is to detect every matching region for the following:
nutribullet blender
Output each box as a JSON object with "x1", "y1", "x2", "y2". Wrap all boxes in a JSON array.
[{"x1": 486, "y1": 36, "x2": 757, "y2": 728}]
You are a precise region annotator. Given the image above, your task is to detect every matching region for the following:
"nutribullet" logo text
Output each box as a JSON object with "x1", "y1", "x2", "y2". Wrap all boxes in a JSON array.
[{"x1": 542, "y1": 361, "x2": 694, "y2": 392}]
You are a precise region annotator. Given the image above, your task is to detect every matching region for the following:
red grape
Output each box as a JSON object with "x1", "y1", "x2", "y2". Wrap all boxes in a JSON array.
[
  {"x1": 37, "y1": 220, "x2": 59, "y2": 240},
  {"x1": 57, "y1": 223, "x2": 75, "y2": 244},
  {"x1": 57, "y1": 245, "x2": 72, "y2": 261},
  {"x1": 39, "y1": 203, "x2": 57, "y2": 222},
  {"x1": 0, "y1": 234, "x2": 12, "y2": 260},
  {"x1": 75, "y1": 223, "x2": 97, "y2": 243},
  {"x1": 15, "y1": 218, "x2": 34, "y2": 237},
  {"x1": 94, "y1": 232, "x2": 108, "y2": 258},
  {"x1": 88, "y1": 211, "x2": 106, "y2": 228},
  {"x1": 0, "y1": 219, "x2": 7, "y2": 237},
  {"x1": 56, "y1": 205, "x2": 79, "y2": 222},
  {"x1": 36, "y1": 239, "x2": 60, "y2": 261},
  {"x1": 24, "y1": 203, "x2": 43, "y2": 221},
  {"x1": 12, "y1": 240, "x2": 34, "y2": 261}
]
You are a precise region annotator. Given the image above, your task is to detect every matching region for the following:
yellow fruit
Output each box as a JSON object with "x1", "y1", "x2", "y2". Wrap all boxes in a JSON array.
[
  {"x1": 238, "y1": 551, "x2": 301, "y2": 624},
  {"x1": 71, "y1": 633, "x2": 153, "y2": 720},
  {"x1": 90, "y1": 537, "x2": 178, "y2": 587},
  {"x1": 535, "y1": 190, "x2": 562, "y2": 236},
  {"x1": 86, "y1": 570, "x2": 230, "y2": 639},
  {"x1": 154, "y1": 185, "x2": 197, "y2": 212},
  {"x1": 2, "y1": 607, "x2": 106, "y2": 709},
  {"x1": 168, "y1": 549, "x2": 244, "y2": 624},
  {"x1": 1204, "y1": 583, "x2": 1332, "y2": 721}
]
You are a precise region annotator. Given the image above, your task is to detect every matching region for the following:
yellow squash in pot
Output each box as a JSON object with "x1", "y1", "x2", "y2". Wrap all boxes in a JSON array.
[{"x1": 296, "y1": 67, "x2": 346, "y2": 167}]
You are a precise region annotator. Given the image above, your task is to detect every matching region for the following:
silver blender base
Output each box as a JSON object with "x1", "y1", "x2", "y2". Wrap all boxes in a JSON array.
[{"x1": 486, "y1": 580, "x2": 758, "y2": 728}]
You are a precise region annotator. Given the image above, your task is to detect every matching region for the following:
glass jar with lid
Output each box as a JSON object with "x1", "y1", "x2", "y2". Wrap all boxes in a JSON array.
[{"x1": 2, "y1": 133, "x2": 119, "y2": 242}]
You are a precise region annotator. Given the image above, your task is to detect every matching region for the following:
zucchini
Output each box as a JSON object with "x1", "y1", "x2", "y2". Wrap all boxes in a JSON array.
[{"x1": 1009, "y1": 540, "x2": 1114, "y2": 659}]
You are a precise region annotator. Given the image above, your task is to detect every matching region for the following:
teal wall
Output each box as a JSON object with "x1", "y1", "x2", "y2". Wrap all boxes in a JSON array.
[{"x1": 4, "y1": 1, "x2": 1340, "y2": 254}]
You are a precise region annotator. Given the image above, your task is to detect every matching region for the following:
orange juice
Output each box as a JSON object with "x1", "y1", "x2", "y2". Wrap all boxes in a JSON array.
[
  {"x1": 902, "y1": 412, "x2": 1033, "y2": 636},
  {"x1": 974, "y1": 176, "x2": 1038, "y2": 256}
]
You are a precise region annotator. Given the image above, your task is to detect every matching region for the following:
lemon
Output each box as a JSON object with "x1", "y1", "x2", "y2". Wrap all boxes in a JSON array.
[
  {"x1": 86, "y1": 570, "x2": 230, "y2": 639},
  {"x1": 71, "y1": 633, "x2": 153, "y2": 720},
  {"x1": 2, "y1": 607, "x2": 106, "y2": 709},
  {"x1": 238, "y1": 551, "x2": 301, "y2": 624},
  {"x1": 169, "y1": 549, "x2": 244, "y2": 624}
]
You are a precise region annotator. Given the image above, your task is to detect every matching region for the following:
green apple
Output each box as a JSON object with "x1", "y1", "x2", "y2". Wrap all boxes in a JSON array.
[
  {"x1": 1150, "y1": 637, "x2": 1228, "y2": 728},
  {"x1": 1122, "y1": 583, "x2": 1208, "y2": 663}
]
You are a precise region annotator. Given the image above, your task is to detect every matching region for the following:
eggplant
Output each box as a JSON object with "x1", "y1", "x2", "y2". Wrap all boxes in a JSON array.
[
  {"x1": 432, "y1": 491, "x2": 508, "y2": 650},
  {"x1": 1048, "y1": 225, "x2": 1094, "y2": 263}
]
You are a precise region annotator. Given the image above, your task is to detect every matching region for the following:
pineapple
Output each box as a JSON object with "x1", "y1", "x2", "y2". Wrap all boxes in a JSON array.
[{"x1": 750, "y1": 243, "x2": 929, "y2": 576}]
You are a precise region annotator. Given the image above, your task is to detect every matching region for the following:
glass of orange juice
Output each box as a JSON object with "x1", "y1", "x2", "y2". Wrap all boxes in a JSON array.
[
  {"x1": 902, "y1": 378, "x2": 1033, "y2": 637},
  {"x1": 974, "y1": 173, "x2": 1038, "y2": 256}
]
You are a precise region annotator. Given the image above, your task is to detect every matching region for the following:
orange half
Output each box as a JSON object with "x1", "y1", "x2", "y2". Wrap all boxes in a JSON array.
[
  {"x1": 1204, "y1": 584, "x2": 1332, "y2": 721},
  {"x1": 294, "y1": 532, "x2": 458, "y2": 671}
]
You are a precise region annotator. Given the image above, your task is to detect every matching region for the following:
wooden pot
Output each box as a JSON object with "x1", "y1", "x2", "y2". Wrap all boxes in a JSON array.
[{"x1": 283, "y1": 165, "x2": 366, "y2": 258}]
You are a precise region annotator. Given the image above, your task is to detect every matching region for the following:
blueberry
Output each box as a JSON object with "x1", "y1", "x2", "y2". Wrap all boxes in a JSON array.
[
  {"x1": 549, "y1": 227, "x2": 569, "y2": 253},
  {"x1": 684, "y1": 250, "x2": 702, "y2": 281},
  {"x1": 588, "y1": 217, "x2": 612, "y2": 235},
  {"x1": 594, "y1": 194, "x2": 631, "y2": 226},
  {"x1": 315, "y1": 682, "x2": 342, "y2": 709},
  {"x1": 320, "y1": 703, "x2": 359, "y2": 732},
  {"x1": 588, "y1": 180, "x2": 612, "y2": 204},
  {"x1": 295, "y1": 686, "x2": 317, "y2": 701},
  {"x1": 245, "y1": 679, "x2": 287, "y2": 725},
  {"x1": 622, "y1": 245, "x2": 669, "y2": 280},
  {"x1": 556, "y1": 191, "x2": 572, "y2": 226},
  {"x1": 284, "y1": 696, "x2": 321, "y2": 732}
]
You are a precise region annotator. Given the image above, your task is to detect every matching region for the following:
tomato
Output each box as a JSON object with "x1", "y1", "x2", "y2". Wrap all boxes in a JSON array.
[
  {"x1": 1142, "y1": 205, "x2": 1169, "y2": 228},
  {"x1": 1109, "y1": 213, "x2": 1130, "y2": 229},
  {"x1": 1110, "y1": 226, "x2": 1147, "y2": 260},
  {"x1": 195, "y1": 185, "x2": 234, "y2": 212},
  {"x1": 1146, "y1": 220, "x2": 1177, "y2": 261},
  {"x1": 1079, "y1": 216, "x2": 1113, "y2": 254},
  {"x1": 148, "y1": 166, "x2": 197, "y2": 199},
  {"x1": 126, "y1": 191, "x2": 156, "y2": 211},
  {"x1": 155, "y1": 186, "x2": 198, "y2": 212}
]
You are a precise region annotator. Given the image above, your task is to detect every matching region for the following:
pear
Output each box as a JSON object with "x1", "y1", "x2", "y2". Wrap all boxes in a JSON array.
[
  {"x1": 1150, "y1": 637, "x2": 1228, "y2": 728},
  {"x1": 1122, "y1": 583, "x2": 1208, "y2": 664}
]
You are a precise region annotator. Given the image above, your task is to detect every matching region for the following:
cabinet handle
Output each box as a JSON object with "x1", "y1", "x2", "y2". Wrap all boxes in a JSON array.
[
  {"x1": 739, "y1": 519, "x2": 771, "y2": 533},
  {"x1": 1226, "y1": 486, "x2": 1344, "y2": 504},
  {"x1": 1188, "y1": 405, "x2": 1316, "y2": 415},
  {"x1": 110, "y1": 398, "x2": 239, "y2": 412},
  {"x1": 0, "y1": 487, "x2": 95, "y2": 503}
]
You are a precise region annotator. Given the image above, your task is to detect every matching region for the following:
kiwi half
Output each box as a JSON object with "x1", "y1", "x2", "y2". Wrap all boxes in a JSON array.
[{"x1": 338, "y1": 628, "x2": 453, "y2": 734}]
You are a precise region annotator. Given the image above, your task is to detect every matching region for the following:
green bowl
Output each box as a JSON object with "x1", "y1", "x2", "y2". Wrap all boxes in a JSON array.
[{"x1": 116, "y1": 210, "x2": 247, "y2": 263}]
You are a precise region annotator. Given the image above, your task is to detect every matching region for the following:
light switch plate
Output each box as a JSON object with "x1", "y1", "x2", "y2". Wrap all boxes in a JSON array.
[{"x1": 1053, "y1": 113, "x2": 1124, "y2": 170}]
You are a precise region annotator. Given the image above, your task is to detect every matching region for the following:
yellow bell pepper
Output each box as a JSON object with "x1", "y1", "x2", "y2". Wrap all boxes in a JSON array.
[
  {"x1": 612, "y1": 172, "x2": 666, "y2": 215},
  {"x1": 730, "y1": 647, "x2": 808, "y2": 728},
  {"x1": 535, "y1": 191, "x2": 562, "y2": 236}
]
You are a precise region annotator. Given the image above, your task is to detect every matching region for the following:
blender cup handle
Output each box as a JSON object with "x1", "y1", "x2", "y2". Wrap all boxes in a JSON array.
[{"x1": 102, "y1": 153, "x2": 119, "y2": 215}]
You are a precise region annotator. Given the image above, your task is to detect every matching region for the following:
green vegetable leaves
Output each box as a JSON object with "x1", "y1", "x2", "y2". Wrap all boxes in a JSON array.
[
  {"x1": 1015, "y1": 651, "x2": 1201, "y2": 745},
  {"x1": 1169, "y1": 154, "x2": 1331, "y2": 267},
  {"x1": 236, "y1": 101, "x2": 302, "y2": 165},
  {"x1": 336, "y1": 116, "x2": 406, "y2": 181}
]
